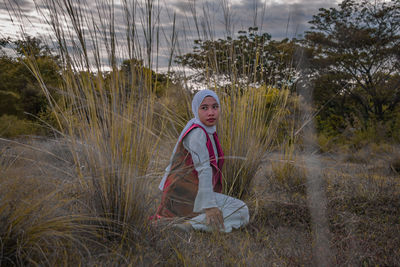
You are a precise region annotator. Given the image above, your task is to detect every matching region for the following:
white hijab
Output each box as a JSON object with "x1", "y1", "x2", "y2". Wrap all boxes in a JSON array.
[{"x1": 158, "y1": 89, "x2": 221, "y2": 190}]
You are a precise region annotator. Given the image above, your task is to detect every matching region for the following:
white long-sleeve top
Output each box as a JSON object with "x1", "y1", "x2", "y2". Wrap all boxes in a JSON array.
[{"x1": 182, "y1": 127, "x2": 218, "y2": 213}]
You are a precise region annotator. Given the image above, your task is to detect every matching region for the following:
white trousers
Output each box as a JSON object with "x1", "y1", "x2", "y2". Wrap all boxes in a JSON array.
[{"x1": 188, "y1": 193, "x2": 249, "y2": 233}]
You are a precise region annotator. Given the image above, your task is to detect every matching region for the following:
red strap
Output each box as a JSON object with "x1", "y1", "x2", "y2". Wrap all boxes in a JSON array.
[{"x1": 181, "y1": 124, "x2": 223, "y2": 192}]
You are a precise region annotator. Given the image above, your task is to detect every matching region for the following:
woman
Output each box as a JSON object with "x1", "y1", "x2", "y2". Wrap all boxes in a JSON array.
[{"x1": 154, "y1": 89, "x2": 249, "y2": 232}]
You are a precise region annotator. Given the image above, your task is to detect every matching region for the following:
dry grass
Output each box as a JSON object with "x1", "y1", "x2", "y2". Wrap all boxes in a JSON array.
[
  {"x1": 3, "y1": 0, "x2": 399, "y2": 265},
  {"x1": 2, "y1": 138, "x2": 399, "y2": 265},
  {"x1": 251, "y1": 147, "x2": 400, "y2": 266},
  {"x1": 218, "y1": 86, "x2": 290, "y2": 198},
  {"x1": 0, "y1": 139, "x2": 93, "y2": 265}
]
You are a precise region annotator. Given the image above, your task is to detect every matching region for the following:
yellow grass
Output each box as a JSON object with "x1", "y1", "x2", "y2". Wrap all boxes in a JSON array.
[
  {"x1": 3, "y1": 0, "x2": 399, "y2": 265},
  {"x1": 219, "y1": 86, "x2": 290, "y2": 198}
]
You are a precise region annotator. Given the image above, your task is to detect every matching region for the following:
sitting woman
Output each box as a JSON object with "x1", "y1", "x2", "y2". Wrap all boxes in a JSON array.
[{"x1": 154, "y1": 89, "x2": 249, "y2": 232}]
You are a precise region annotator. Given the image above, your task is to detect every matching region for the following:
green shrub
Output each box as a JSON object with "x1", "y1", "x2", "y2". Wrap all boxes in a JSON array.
[
  {"x1": 316, "y1": 113, "x2": 347, "y2": 137},
  {"x1": 0, "y1": 115, "x2": 40, "y2": 138},
  {"x1": 317, "y1": 133, "x2": 336, "y2": 153},
  {"x1": 271, "y1": 161, "x2": 307, "y2": 195}
]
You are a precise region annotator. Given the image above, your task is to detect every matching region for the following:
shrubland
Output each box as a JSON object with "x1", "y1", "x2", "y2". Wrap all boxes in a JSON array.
[{"x1": 1, "y1": 0, "x2": 399, "y2": 265}]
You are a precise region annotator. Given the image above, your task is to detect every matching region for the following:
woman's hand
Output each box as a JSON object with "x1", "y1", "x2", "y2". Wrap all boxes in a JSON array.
[{"x1": 205, "y1": 207, "x2": 224, "y2": 230}]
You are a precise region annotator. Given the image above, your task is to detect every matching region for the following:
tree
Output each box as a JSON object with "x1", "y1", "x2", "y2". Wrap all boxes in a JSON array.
[
  {"x1": 303, "y1": 0, "x2": 400, "y2": 131},
  {"x1": 119, "y1": 58, "x2": 168, "y2": 97},
  {"x1": 0, "y1": 36, "x2": 61, "y2": 121},
  {"x1": 13, "y1": 36, "x2": 53, "y2": 58},
  {"x1": 176, "y1": 27, "x2": 297, "y2": 89}
]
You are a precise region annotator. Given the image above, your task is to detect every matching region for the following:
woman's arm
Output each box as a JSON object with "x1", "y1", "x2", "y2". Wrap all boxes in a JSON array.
[
  {"x1": 183, "y1": 128, "x2": 224, "y2": 229},
  {"x1": 183, "y1": 128, "x2": 218, "y2": 213}
]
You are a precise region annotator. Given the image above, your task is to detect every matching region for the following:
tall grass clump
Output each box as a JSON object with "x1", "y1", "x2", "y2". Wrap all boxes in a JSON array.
[
  {"x1": 58, "y1": 70, "x2": 159, "y2": 235},
  {"x1": 10, "y1": 0, "x2": 173, "y2": 243},
  {"x1": 218, "y1": 86, "x2": 290, "y2": 198},
  {"x1": 0, "y1": 159, "x2": 93, "y2": 265}
]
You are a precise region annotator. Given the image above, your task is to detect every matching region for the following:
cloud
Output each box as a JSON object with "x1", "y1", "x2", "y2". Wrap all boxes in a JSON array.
[
  {"x1": 0, "y1": 0, "x2": 340, "y2": 68},
  {"x1": 0, "y1": 0, "x2": 34, "y2": 13},
  {"x1": 226, "y1": 0, "x2": 341, "y2": 39},
  {"x1": 164, "y1": 0, "x2": 340, "y2": 41}
]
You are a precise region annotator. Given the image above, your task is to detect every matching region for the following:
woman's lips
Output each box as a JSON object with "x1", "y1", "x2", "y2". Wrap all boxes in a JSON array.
[{"x1": 207, "y1": 118, "x2": 215, "y2": 122}]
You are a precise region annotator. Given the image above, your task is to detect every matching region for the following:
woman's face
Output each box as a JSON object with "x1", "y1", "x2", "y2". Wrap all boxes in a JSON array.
[{"x1": 198, "y1": 96, "x2": 220, "y2": 126}]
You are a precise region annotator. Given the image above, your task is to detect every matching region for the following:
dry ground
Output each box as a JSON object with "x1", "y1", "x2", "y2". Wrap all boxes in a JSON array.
[{"x1": 1, "y1": 137, "x2": 399, "y2": 266}]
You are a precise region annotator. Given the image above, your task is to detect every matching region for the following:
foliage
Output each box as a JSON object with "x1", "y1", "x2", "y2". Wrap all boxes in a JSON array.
[
  {"x1": 176, "y1": 27, "x2": 297, "y2": 88},
  {"x1": 0, "y1": 36, "x2": 61, "y2": 134},
  {"x1": 302, "y1": 0, "x2": 400, "y2": 133},
  {"x1": 0, "y1": 115, "x2": 40, "y2": 138},
  {"x1": 119, "y1": 59, "x2": 169, "y2": 97}
]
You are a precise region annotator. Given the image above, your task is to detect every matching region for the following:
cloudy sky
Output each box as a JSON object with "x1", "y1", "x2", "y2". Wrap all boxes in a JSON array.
[{"x1": 0, "y1": 0, "x2": 341, "y2": 69}]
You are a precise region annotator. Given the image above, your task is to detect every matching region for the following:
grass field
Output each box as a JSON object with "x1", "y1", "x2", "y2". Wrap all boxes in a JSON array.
[
  {"x1": 2, "y1": 0, "x2": 399, "y2": 265},
  {"x1": 1, "y1": 137, "x2": 399, "y2": 265}
]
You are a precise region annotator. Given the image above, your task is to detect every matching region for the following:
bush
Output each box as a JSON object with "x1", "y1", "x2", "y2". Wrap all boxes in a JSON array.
[
  {"x1": 317, "y1": 133, "x2": 336, "y2": 153},
  {"x1": 271, "y1": 160, "x2": 307, "y2": 195},
  {"x1": 219, "y1": 86, "x2": 290, "y2": 198},
  {"x1": 0, "y1": 115, "x2": 40, "y2": 138},
  {"x1": 316, "y1": 113, "x2": 347, "y2": 137}
]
